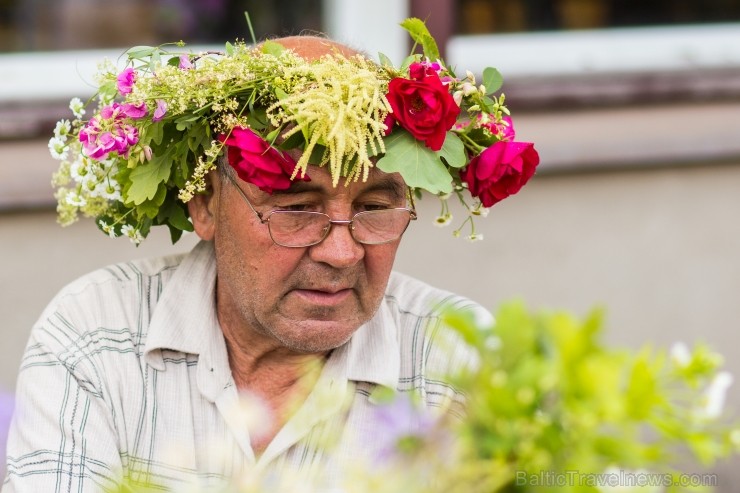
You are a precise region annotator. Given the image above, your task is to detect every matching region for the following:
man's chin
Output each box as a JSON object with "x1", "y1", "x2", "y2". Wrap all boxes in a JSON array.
[{"x1": 279, "y1": 322, "x2": 358, "y2": 354}]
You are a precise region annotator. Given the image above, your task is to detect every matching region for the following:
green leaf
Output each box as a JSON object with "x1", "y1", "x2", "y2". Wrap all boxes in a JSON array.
[
  {"x1": 378, "y1": 52, "x2": 394, "y2": 68},
  {"x1": 437, "y1": 132, "x2": 466, "y2": 168},
  {"x1": 246, "y1": 108, "x2": 268, "y2": 130},
  {"x1": 400, "y1": 18, "x2": 440, "y2": 61},
  {"x1": 175, "y1": 114, "x2": 199, "y2": 131},
  {"x1": 376, "y1": 130, "x2": 452, "y2": 194},
  {"x1": 399, "y1": 54, "x2": 419, "y2": 74},
  {"x1": 125, "y1": 155, "x2": 172, "y2": 205},
  {"x1": 225, "y1": 40, "x2": 235, "y2": 56},
  {"x1": 261, "y1": 40, "x2": 285, "y2": 57},
  {"x1": 137, "y1": 183, "x2": 167, "y2": 219},
  {"x1": 274, "y1": 87, "x2": 288, "y2": 101},
  {"x1": 158, "y1": 197, "x2": 193, "y2": 233},
  {"x1": 482, "y1": 67, "x2": 504, "y2": 94},
  {"x1": 126, "y1": 46, "x2": 156, "y2": 60}
]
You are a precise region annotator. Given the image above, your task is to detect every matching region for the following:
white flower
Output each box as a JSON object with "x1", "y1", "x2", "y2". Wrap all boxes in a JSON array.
[
  {"x1": 69, "y1": 158, "x2": 89, "y2": 183},
  {"x1": 461, "y1": 82, "x2": 477, "y2": 96},
  {"x1": 452, "y1": 91, "x2": 463, "y2": 106},
  {"x1": 434, "y1": 214, "x2": 452, "y2": 227},
  {"x1": 65, "y1": 191, "x2": 87, "y2": 207},
  {"x1": 669, "y1": 342, "x2": 692, "y2": 368},
  {"x1": 121, "y1": 224, "x2": 144, "y2": 245},
  {"x1": 98, "y1": 220, "x2": 117, "y2": 238},
  {"x1": 466, "y1": 233, "x2": 484, "y2": 242},
  {"x1": 695, "y1": 371, "x2": 733, "y2": 420},
  {"x1": 471, "y1": 206, "x2": 490, "y2": 217},
  {"x1": 48, "y1": 137, "x2": 68, "y2": 160},
  {"x1": 95, "y1": 180, "x2": 122, "y2": 201},
  {"x1": 69, "y1": 97, "x2": 86, "y2": 118},
  {"x1": 53, "y1": 119, "x2": 71, "y2": 140}
]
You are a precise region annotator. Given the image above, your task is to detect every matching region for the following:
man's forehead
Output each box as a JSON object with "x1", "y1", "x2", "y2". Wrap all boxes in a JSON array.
[{"x1": 278, "y1": 166, "x2": 406, "y2": 199}]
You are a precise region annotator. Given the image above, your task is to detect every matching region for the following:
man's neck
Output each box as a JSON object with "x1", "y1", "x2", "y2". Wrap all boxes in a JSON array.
[{"x1": 219, "y1": 317, "x2": 329, "y2": 454}]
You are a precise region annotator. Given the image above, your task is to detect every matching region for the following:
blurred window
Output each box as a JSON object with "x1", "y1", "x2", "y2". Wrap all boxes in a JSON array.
[
  {"x1": 456, "y1": 0, "x2": 740, "y2": 33},
  {"x1": 0, "y1": 0, "x2": 322, "y2": 52}
]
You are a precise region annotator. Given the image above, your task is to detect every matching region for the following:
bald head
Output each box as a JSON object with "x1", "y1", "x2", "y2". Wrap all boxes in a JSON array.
[{"x1": 272, "y1": 35, "x2": 363, "y2": 61}]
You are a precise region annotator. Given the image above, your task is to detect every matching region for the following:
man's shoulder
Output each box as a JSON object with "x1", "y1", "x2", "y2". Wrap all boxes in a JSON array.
[
  {"x1": 31, "y1": 251, "x2": 189, "y2": 351},
  {"x1": 52, "y1": 251, "x2": 186, "y2": 306}
]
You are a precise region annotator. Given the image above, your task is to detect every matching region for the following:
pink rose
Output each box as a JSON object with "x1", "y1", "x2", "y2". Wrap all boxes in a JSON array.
[
  {"x1": 385, "y1": 72, "x2": 460, "y2": 151},
  {"x1": 117, "y1": 68, "x2": 136, "y2": 96},
  {"x1": 460, "y1": 141, "x2": 540, "y2": 207},
  {"x1": 220, "y1": 127, "x2": 309, "y2": 194}
]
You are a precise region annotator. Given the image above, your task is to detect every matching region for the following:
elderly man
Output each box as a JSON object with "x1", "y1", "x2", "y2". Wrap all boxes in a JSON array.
[{"x1": 4, "y1": 24, "x2": 537, "y2": 492}]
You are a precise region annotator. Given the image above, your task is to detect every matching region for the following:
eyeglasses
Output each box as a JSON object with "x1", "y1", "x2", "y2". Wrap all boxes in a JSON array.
[{"x1": 226, "y1": 172, "x2": 417, "y2": 248}]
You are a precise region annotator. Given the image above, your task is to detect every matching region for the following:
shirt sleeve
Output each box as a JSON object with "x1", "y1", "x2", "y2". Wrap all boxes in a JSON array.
[{"x1": 3, "y1": 324, "x2": 123, "y2": 493}]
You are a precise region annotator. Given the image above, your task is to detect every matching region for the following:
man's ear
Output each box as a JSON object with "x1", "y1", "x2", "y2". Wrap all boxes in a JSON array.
[{"x1": 187, "y1": 170, "x2": 220, "y2": 241}]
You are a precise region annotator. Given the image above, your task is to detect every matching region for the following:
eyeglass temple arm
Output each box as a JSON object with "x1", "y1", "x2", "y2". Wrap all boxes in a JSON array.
[
  {"x1": 225, "y1": 172, "x2": 266, "y2": 222},
  {"x1": 406, "y1": 187, "x2": 418, "y2": 218}
]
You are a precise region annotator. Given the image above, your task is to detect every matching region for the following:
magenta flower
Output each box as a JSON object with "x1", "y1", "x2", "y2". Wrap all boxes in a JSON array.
[
  {"x1": 79, "y1": 103, "x2": 141, "y2": 160},
  {"x1": 121, "y1": 102, "x2": 148, "y2": 119},
  {"x1": 153, "y1": 99, "x2": 167, "y2": 121},
  {"x1": 116, "y1": 67, "x2": 136, "y2": 96},
  {"x1": 408, "y1": 61, "x2": 444, "y2": 81},
  {"x1": 477, "y1": 114, "x2": 516, "y2": 142},
  {"x1": 460, "y1": 140, "x2": 539, "y2": 207}
]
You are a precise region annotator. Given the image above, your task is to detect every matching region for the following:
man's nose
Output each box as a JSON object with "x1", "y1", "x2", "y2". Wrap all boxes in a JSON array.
[{"x1": 308, "y1": 219, "x2": 364, "y2": 268}]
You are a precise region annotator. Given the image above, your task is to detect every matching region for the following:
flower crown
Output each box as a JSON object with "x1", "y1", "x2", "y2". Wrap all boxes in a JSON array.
[{"x1": 49, "y1": 18, "x2": 539, "y2": 245}]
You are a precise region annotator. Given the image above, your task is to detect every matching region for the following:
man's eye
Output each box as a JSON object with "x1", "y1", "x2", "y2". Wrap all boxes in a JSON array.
[
  {"x1": 275, "y1": 203, "x2": 314, "y2": 212},
  {"x1": 358, "y1": 203, "x2": 391, "y2": 212}
]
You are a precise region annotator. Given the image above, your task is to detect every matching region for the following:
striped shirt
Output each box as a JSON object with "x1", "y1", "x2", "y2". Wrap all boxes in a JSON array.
[{"x1": 3, "y1": 241, "x2": 484, "y2": 492}]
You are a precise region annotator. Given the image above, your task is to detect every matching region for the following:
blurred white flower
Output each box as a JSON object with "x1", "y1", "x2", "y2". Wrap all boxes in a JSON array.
[
  {"x1": 65, "y1": 191, "x2": 87, "y2": 207},
  {"x1": 121, "y1": 224, "x2": 144, "y2": 245},
  {"x1": 669, "y1": 342, "x2": 691, "y2": 368},
  {"x1": 53, "y1": 119, "x2": 71, "y2": 140},
  {"x1": 695, "y1": 371, "x2": 733, "y2": 420},
  {"x1": 48, "y1": 137, "x2": 68, "y2": 160},
  {"x1": 69, "y1": 97, "x2": 86, "y2": 118},
  {"x1": 224, "y1": 390, "x2": 275, "y2": 444}
]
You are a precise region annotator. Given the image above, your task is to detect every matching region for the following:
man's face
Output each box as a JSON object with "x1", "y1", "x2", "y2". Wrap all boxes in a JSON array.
[{"x1": 210, "y1": 165, "x2": 408, "y2": 355}]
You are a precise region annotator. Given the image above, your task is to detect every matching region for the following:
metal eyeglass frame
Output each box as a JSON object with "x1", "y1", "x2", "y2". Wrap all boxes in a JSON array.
[{"x1": 225, "y1": 171, "x2": 417, "y2": 248}]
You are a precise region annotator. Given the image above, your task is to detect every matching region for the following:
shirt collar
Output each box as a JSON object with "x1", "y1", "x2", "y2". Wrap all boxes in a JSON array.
[
  {"x1": 144, "y1": 240, "x2": 220, "y2": 370},
  {"x1": 339, "y1": 298, "x2": 400, "y2": 392}
]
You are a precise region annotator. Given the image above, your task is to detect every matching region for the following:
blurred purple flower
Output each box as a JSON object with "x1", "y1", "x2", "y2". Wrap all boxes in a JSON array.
[
  {"x1": 1, "y1": 389, "x2": 15, "y2": 475},
  {"x1": 369, "y1": 393, "x2": 438, "y2": 465},
  {"x1": 179, "y1": 54, "x2": 194, "y2": 70}
]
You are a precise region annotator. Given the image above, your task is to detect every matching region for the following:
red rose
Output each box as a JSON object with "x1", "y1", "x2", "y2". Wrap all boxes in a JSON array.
[
  {"x1": 385, "y1": 73, "x2": 460, "y2": 151},
  {"x1": 220, "y1": 127, "x2": 309, "y2": 194},
  {"x1": 460, "y1": 141, "x2": 540, "y2": 207}
]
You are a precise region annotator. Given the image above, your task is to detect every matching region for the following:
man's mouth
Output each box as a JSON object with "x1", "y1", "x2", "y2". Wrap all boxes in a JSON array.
[{"x1": 290, "y1": 287, "x2": 353, "y2": 307}]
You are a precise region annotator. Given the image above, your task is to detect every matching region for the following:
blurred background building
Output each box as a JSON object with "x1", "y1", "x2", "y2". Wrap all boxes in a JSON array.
[{"x1": 1, "y1": 0, "x2": 740, "y2": 487}]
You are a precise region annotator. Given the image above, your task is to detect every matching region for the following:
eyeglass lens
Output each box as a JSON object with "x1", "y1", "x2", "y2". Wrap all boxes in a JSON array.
[{"x1": 267, "y1": 209, "x2": 413, "y2": 247}]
